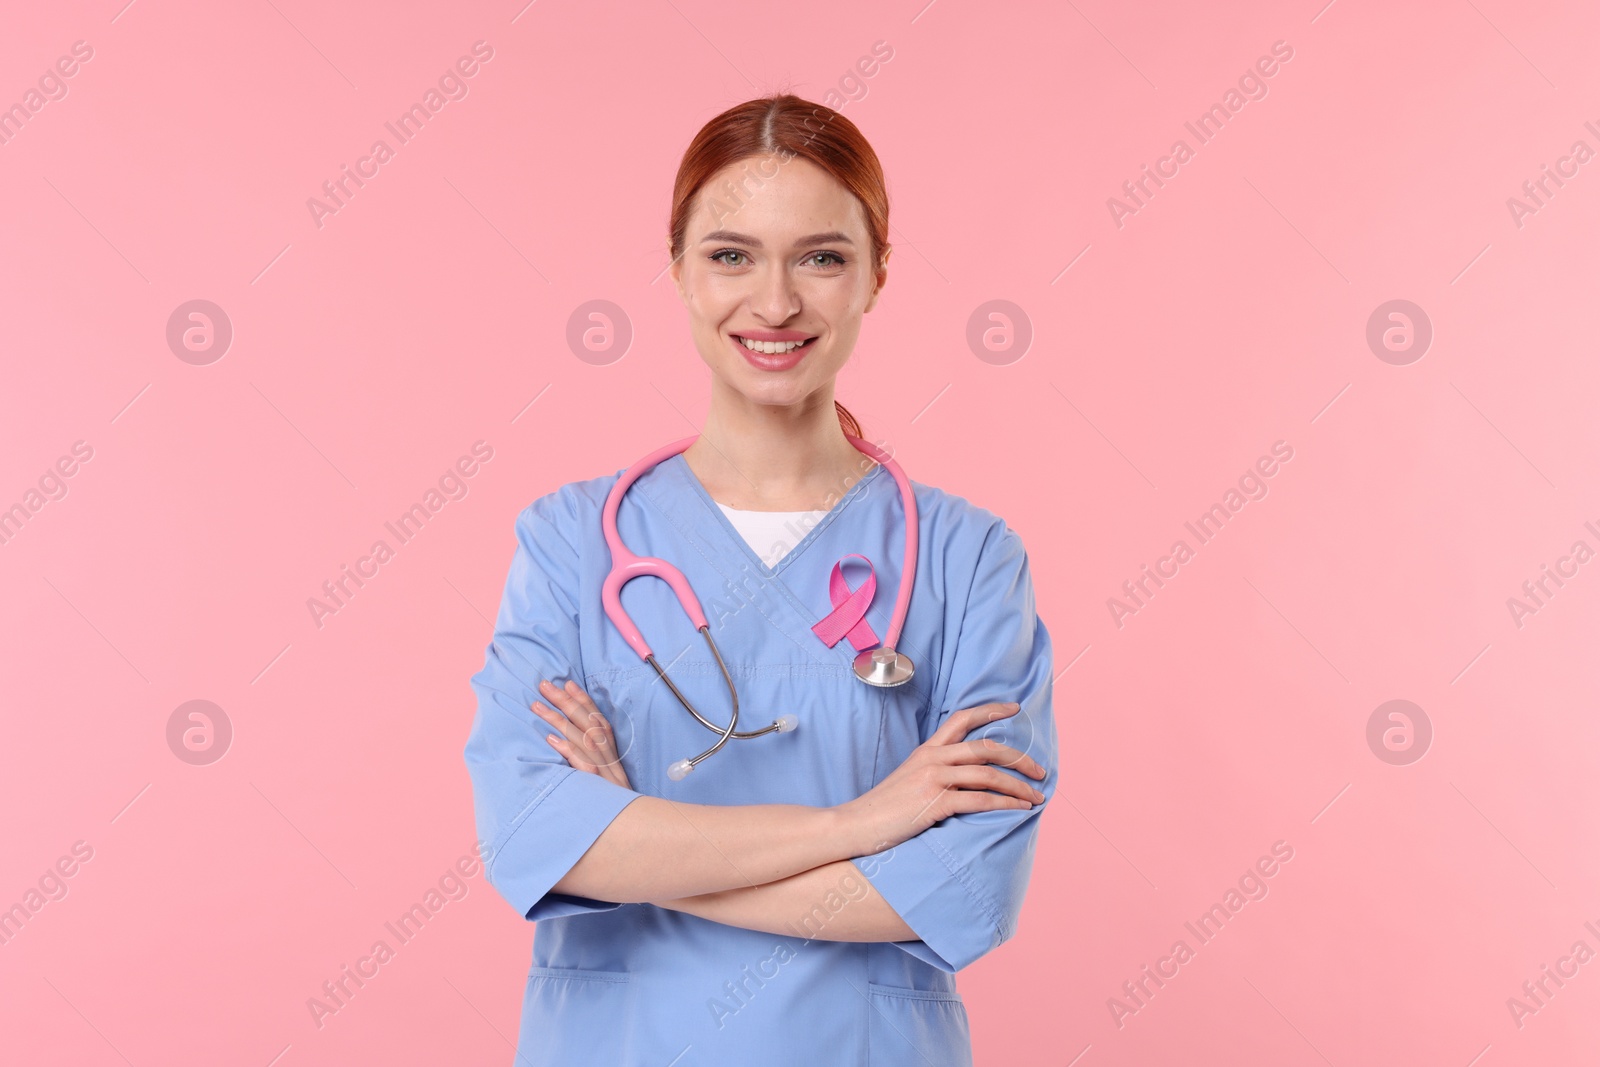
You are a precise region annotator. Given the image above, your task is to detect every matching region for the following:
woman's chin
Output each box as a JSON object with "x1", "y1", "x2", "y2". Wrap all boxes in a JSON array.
[{"x1": 722, "y1": 377, "x2": 820, "y2": 408}]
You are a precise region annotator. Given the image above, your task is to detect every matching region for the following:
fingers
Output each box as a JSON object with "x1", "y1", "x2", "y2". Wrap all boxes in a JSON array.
[
  {"x1": 928, "y1": 701, "x2": 1021, "y2": 747},
  {"x1": 544, "y1": 734, "x2": 600, "y2": 775},
  {"x1": 948, "y1": 737, "x2": 1048, "y2": 780},
  {"x1": 942, "y1": 764, "x2": 1045, "y2": 805},
  {"x1": 913, "y1": 777, "x2": 1040, "y2": 831},
  {"x1": 533, "y1": 679, "x2": 625, "y2": 773},
  {"x1": 531, "y1": 680, "x2": 582, "y2": 742},
  {"x1": 538, "y1": 679, "x2": 613, "y2": 746},
  {"x1": 941, "y1": 788, "x2": 1039, "y2": 817},
  {"x1": 558, "y1": 678, "x2": 608, "y2": 724},
  {"x1": 923, "y1": 703, "x2": 1047, "y2": 781},
  {"x1": 893, "y1": 761, "x2": 1046, "y2": 836}
]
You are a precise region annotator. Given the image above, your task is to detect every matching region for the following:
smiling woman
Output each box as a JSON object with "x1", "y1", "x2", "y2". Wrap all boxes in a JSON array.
[
  {"x1": 464, "y1": 94, "x2": 1058, "y2": 1067},
  {"x1": 664, "y1": 102, "x2": 890, "y2": 489}
]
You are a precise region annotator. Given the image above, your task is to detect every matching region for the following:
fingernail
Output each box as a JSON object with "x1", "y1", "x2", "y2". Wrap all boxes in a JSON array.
[
  {"x1": 546, "y1": 733, "x2": 560, "y2": 745},
  {"x1": 1032, "y1": 789, "x2": 1045, "y2": 801}
]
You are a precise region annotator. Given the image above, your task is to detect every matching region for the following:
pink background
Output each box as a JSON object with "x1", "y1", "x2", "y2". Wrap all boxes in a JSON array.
[{"x1": 3, "y1": 0, "x2": 1598, "y2": 1063}]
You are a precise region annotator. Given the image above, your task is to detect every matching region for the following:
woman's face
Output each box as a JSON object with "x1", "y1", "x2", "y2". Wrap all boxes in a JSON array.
[{"x1": 669, "y1": 154, "x2": 887, "y2": 412}]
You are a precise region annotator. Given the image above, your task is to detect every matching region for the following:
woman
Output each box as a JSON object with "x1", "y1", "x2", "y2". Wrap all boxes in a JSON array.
[{"x1": 464, "y1": 94, "x2": 1057, "y2": 1067}]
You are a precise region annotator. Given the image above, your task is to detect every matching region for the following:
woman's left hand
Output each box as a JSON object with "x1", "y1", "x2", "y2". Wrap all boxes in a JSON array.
[{"x1": 533, "y1": 679, "x2": 633, "y2": 791}]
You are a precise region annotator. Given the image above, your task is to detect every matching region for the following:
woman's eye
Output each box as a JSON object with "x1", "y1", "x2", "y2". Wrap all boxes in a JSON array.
[{"x1": 709, "y1": 250, "x2": 845, "y2": 269}]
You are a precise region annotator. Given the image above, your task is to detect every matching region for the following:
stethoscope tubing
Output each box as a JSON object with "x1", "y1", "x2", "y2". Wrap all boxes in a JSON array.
[{"x1": 599, "y1": 433, "x2": 917, "y2": 776}]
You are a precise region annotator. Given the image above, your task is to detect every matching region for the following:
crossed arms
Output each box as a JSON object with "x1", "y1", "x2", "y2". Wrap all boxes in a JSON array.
[
  {"x1": 465, "y1": 503, "x2": 1057, "y2": 967},
  {"x1": 536, "y1": 677, "x2": 1046, "y2": 943}
]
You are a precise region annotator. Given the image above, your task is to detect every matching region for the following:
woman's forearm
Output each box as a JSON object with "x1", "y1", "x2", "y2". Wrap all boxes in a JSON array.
[
  {"x1": 550, "y1": 796, "x2": 862, "y2": 904},
  {"x1": 651, "y1": 859, "x2": 916, "y2": 942}
]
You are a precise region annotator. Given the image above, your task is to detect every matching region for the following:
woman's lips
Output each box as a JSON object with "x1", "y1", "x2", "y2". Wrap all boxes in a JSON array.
[{"x1": 729, "y1": 333, "x2": 816, "y2": 372}]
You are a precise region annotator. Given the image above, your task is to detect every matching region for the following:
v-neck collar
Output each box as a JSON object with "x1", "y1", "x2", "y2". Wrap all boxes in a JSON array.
[
  {"x1": 626, "y1": 450, "x2": 901, "y2": 673},
  {"x1": 664, "y1": 451, "x2": 888, "y2": 580}
]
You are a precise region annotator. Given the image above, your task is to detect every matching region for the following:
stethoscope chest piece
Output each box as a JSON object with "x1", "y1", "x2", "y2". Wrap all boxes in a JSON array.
[{"x1": 853, "y1": 646, "x2": 915, "y2": 687}]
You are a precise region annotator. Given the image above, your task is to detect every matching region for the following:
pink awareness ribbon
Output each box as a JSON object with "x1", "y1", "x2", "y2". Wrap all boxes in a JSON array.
[{"x1": 811, "y1": 554, "x2": 881, "y2": 651}]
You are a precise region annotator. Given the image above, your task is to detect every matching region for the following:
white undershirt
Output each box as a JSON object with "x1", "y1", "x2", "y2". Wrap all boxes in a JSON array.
[{"x1": 717, "y1": 502, "x2": 829, "y2": 568}]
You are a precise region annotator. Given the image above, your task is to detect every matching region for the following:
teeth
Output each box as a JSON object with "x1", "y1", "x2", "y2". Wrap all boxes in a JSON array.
[{"x1": 737, "y1": 336, "x2": 809, "y2": 355}]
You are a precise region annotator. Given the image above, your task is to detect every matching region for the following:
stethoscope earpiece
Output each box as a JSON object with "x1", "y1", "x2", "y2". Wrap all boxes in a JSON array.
[{"x1": 668, "y1": 713, "x2": 800, "y2": 779}]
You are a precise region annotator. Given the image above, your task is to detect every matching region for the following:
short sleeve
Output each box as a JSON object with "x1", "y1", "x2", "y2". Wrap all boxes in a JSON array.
[
  {"x1": 855, "y1": 520, "x2": 1058, "y2": 971},
  {"x1": 464, "y1": 495, "x2": 644, "y2": 922}
]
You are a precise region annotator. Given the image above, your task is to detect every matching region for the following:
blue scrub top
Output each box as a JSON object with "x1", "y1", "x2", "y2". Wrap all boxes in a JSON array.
[{"x1": 464, "y1": 452, "x2": 1058, "y2": 1066}]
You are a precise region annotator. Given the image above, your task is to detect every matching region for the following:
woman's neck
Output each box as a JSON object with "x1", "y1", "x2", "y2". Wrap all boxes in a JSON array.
[{"x1": 683, "y1": 392, "x2": 875, "y2": 512}]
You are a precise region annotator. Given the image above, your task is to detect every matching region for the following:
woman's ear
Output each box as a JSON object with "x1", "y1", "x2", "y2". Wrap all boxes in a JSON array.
[
  {"x1": 667, "y1": 237, "x2": 687, "y2": 303},
  {"x1": 865, "y1": 246, "x2": 891, "y2": 313}
]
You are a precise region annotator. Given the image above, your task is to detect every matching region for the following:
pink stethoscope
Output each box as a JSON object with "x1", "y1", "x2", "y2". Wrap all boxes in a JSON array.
[{"x1": 602, "y1": 434, "x2": 918, "y2": 779}]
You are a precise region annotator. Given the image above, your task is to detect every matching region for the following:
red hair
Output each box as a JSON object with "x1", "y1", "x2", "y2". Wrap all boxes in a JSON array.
[{"x1": 669, "y1": 94, "x2": 889, "y2": 440}]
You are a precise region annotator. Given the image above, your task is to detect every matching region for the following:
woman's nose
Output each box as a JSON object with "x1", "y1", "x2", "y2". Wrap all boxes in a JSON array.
[{"x1": 751, "y1": 265, "x2": 800, "y2": 321}]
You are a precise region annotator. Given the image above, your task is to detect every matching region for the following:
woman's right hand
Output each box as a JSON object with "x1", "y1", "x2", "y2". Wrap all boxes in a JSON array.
[
  {"x1": 533, "y1": 678, "x2": 633, "y2": 791},
  {"x1": 835, "y1": 702, "x2": 1048, "y2": 856}
]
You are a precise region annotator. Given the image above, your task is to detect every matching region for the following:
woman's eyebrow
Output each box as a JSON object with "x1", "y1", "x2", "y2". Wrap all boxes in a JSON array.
[{"x1": 699, "y1": 230, "x2": 855, "y2": 248}]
